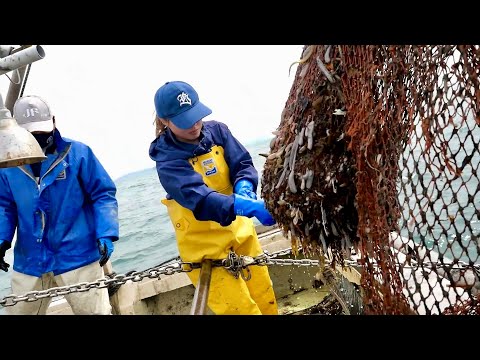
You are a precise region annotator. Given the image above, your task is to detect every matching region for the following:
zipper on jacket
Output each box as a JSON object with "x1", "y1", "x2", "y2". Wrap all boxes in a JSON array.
[{"x1": 19, "y1": 145, "x2": 71, "y2": 243}]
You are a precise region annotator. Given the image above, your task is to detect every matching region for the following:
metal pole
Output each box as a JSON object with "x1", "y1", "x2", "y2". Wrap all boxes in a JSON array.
[
  {"x1": 190, "y1": 259, "x2": 212, "y2": 315},
  {"x1": 0, "y1": 45, "x2": 45, "y2": 76},
  {"x1": 2, "y1": 45, "x2": 45, "y2": 112}
]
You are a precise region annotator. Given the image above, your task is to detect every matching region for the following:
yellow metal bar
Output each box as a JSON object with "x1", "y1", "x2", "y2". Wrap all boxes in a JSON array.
[{"x1": 190, "y1": 259, "x2": 212, "y2": 315}]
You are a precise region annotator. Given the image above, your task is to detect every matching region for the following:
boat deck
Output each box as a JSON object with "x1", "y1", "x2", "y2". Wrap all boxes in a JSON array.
[{"x1": 47, "y1": 226, "x2": 336, "y2": 315}]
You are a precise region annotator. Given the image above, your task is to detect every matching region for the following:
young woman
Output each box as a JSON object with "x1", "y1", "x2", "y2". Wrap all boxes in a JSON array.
[{"x1": 149, "y1": 81, "x2": 278, "y2": 315}]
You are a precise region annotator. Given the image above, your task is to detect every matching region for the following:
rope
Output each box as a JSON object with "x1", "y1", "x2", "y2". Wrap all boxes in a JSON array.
[{"x1": 19, "y1": 63, "x2": 32, "y2": 98}]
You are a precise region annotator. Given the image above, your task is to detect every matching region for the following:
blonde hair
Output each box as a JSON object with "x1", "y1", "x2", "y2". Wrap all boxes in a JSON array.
[{"x1": 154, "y1": 115, "x2": 168, "y2": 138}]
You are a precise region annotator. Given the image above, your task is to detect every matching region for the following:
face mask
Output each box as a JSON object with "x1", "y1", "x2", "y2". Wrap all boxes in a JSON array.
[{"x1": 32, "y1": 131, "x2": 55, "y2": 151}]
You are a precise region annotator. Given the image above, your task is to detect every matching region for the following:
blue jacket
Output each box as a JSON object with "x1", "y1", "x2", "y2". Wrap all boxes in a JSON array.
[
  {"x1": 0, "y1": 130, "x2": 119, "y2": 277},
  {"x1": 149, "y1": 120, "x2": 257, "y2": 226}
]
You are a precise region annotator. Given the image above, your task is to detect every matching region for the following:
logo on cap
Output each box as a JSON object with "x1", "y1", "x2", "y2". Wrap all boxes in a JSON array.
[
  {"x1": 177, "y1": 92, "x2": 192, "y2": 107},
  {"x1": 24, "y1": 108, "x2": 40, "y2": 118}
]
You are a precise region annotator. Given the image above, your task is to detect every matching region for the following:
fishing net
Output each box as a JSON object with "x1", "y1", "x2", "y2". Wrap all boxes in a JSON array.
[{"x1": 261, "y1": 45, "x2": 480, "y2": 315}]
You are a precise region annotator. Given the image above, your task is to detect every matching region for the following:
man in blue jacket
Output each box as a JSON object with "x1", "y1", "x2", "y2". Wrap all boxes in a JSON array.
[{"x1": 0, "y1": 95, "x2": 119, "y2": 315}]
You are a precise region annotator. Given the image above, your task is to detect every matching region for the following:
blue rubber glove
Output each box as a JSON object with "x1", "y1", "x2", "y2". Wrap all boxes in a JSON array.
[
  {"x1": 234, "y1": 179, "x2": 257, "y2": 200},
  {"x1": 97, "y1": 237, "x2": 114, "y2": 267},
  {"x1": 233, "y1": 194, "x2": 276, "y2": 226},
  {"x1": 0, "y1": 240, "x2": 11, "y2": 272}
]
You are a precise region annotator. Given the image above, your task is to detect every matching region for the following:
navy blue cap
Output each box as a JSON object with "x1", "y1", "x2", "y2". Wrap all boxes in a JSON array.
[{"x1": 154, "y1": 81, "x2": 212, "y2": 129}]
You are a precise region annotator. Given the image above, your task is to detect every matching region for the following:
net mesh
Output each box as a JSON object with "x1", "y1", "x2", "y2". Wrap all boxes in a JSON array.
[{"x1": 261, "y1": 45, "x2": 480, "y2": 315}]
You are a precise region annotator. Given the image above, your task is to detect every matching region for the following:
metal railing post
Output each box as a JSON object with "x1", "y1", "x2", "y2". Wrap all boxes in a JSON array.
[{"x1": 190, "y1": 259, "x2": 212, "y2": 315}]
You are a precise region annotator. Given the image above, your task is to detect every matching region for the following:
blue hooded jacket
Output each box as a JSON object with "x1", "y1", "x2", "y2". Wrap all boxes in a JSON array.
[
  {"x1": 149, "y1": 120, "x2": 258, "y2": 226},
  {"x1": 0, "y1": 130, "x2": 119, "y2": 277}
]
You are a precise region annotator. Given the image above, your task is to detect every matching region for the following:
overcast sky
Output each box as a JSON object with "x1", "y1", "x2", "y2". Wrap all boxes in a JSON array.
[{"x1": 0, "y1": 45, "x2": 303, "y2": 180}]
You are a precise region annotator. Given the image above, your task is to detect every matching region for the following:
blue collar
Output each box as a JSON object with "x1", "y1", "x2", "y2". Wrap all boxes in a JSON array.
[{"x1": 52, "y1": 128, "x2": 71, "y2": 153}]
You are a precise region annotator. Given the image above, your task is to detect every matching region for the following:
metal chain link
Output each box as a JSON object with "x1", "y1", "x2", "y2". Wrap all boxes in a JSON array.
[
  {"x1": 0, "y1": 261, "x2": 195, "y2": 307},
  {"x1": 2, "y1": 246, "x2": 477, "y2": 307}
]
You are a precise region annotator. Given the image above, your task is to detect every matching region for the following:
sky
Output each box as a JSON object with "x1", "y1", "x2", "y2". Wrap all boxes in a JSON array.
[{"x1": 0, "y1": 45, "x2": 304, "y2": 180}]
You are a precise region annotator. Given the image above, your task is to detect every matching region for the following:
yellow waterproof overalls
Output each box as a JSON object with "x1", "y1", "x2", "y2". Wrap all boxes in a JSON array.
[{"x1": 161, "y1": 145, "x2": 278, "y2": 315}]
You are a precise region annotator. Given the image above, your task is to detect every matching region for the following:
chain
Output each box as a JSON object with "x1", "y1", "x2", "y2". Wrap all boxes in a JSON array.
[
  {"x1": 214, "y1": 248, "x2": 321, "y2": 280},
  {"x1": 0, "y1": 247, "x2": 320, "y2": 307},
  {"x1": 0, "y1": 261, "x2": 198, "y2": 307},
  {"x1": 2, "y1": 247, "x2": 478, "y2": 307}
]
